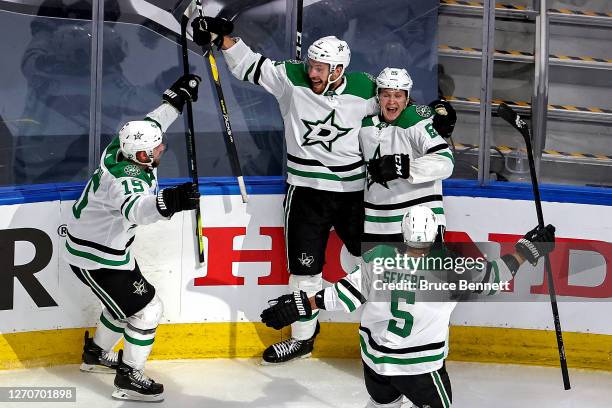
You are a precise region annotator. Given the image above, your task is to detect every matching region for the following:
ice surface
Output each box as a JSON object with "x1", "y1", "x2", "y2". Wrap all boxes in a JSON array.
[{"x1": 0, "y1": 359, "x2": 610, "y2": 407}]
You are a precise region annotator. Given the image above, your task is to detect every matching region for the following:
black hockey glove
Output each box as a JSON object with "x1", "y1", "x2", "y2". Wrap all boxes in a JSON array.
[
  {"x1": 515, "y1": 224, "x2": 556, "y2": 266},
  {"x1": 367, "y1": 154, "x2": 410, "y2": 184},
  {"x1": 162, "y1": 74, "x2": 201, "y2": 113},
  {"x1": 156, "y1": 182, "x2": 200, "y2": 218},
  {"x1": 429, "y1": 99, "x2": 457, "y2": 139},
  {"x1": 261, "y1": 291, "x2": 312, "y2": 330},
  {"x1": 191, "y1": 16, "x2": 234, "y2": 48}
]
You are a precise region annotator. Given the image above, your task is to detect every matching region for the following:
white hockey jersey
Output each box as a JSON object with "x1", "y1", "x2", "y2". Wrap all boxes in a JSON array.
[
  {"x1": 359, "y1": 106, "x2": 454, "y2": 235},
  {"x1": 323, "y1": 244, "x2": 513, "y2": 376},
  {"x1": 222, "y1": 39, "x2": 378, "y2": 192},
  {"x1": 64, "y1": 104, "x2": 179, "y2": 271}
]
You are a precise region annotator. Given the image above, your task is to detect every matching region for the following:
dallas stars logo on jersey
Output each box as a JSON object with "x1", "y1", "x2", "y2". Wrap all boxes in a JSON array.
[
  {"x1": 124, "y1": 165, "x2": 141, "y2": 177},
  {"x1": 298, "y1": 252, "x2": 314, "y2": 268},
  {"x1": 133, "y1": 279, "x2": 148, "y2": 296},
  {"x1": 416, "y1": 105, "x2": 432, "y2": 118},
  {"x1": 301, "y1": 110, "x2": 351, "y2": 152},
  {"x1": 367, "y1": 145, "x2": 390, "y2": 190}
]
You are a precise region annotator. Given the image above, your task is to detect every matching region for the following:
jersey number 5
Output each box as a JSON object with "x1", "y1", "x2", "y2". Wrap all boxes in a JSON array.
[{"x1": 387, "y1": 290, "x2": 415, "y2": 338}]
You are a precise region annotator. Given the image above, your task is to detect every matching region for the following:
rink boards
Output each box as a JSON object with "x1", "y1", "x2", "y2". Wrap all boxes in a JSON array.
[{"x1": 0, "y1": 181, "x2": 611, "y2": 369}]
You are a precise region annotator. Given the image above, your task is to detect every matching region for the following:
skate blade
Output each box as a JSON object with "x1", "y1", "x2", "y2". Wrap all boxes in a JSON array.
[
  {"x1": 260, "y1": 352, "x2": 312, "y2": 366},
  {"x1": 112, "y1": 388, "x2": 164, "y2": 402},
  {"x1": 80, "y1": 362, "x2": 116, "y2": 374}
]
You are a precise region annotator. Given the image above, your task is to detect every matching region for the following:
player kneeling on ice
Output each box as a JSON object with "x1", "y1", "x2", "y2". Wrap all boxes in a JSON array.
[
  {"x1": 261, "y1": 206, "x2": 555, "y2": 408},
  {"x1": 63, "y1": 74, "x2": 201, "y2": 402},
  {"x1": 361, "y1": 68, "x2": 455, "y2": 245}
]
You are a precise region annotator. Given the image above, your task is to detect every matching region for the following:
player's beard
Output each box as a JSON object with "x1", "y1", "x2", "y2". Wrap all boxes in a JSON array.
[{"x1": 310, "y1": 80, "x2": 326, "y2": 94}]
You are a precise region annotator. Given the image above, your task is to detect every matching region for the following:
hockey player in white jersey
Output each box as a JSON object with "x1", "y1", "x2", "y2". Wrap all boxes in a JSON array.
[
  {"x1": 361, "y1": 68, "x2": 454, "y2": 244},
  {"x1": 64, "y1": 74, "x2": 201, "y2": 401},
  {"x1": 261, "y1": 206, "x2": 556, "y2": 407},
  {"x1": 192, "y1": 17, "x2": 379, "y2": 363}
]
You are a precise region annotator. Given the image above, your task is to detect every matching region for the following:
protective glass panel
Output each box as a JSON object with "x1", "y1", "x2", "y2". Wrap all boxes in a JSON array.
[
  {"x1": 99, "y1": 0, "x2": 288, "y2": 179},
  {"x1": 486, "y1": 1, "x2": 611, "y2": 187},
  {"x1": 215, "y1": 0, "x2": 288, "y2": 177},
  {"x1": 99, "y1": 19, "x2": 193, "y2": 179},
  {"x1": 541, "y1": 19, "x2": 611, "y2": 187},
  {"x1": 302, "y1": 0, "x2": 438, "y2": 103},
  {"x1": 436, "y1": 4, "x2": 484, "y2": 180},
  {"x1": 0, "y1": 3, "x2": 92, "y2": 186},
  {"x1": 489, "y1": 16, "x2": 536, "y2": 184}
]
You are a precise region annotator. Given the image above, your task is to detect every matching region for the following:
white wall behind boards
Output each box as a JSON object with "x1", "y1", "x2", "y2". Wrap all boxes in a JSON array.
[{"x1": 0, "y1": 194, "x2": 610, "y2": 334}]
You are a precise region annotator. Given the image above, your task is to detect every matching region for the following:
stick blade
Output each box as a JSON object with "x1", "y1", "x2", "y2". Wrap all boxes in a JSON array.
[{"x1": 497, "y1": 102, "x2": 529, "y2": 138}]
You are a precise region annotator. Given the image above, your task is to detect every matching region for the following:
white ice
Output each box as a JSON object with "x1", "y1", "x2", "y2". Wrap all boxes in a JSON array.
[{"x1": 0, "y1": 359, "x2": 610, "y2": 407}]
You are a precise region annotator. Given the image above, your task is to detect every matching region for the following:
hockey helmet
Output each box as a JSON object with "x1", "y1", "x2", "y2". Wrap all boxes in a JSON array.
[
  {"x1": 401, "y1": 206, "x2": 439, "y2": 248},
  {"x1": 118, "y1": 120, "x2": 165, "y2": 168},
  {"x1": 307, "y1": 36, "x2": 351, "y2": 92},
  {"x1": 308, "y1": 36, "x2": 351, "y2": 72},
  {"x1": 376, "y1": 67, "x2": 413, "y2": 99}
]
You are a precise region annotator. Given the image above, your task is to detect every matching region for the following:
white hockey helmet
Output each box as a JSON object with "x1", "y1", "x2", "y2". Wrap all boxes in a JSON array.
[
  {"x1": 401, "y1": 206, "x2": 439, "y2": 248},
  {"x1": 376, "y1": 67, "x2": 413, "y2": 98},
  {"x1": 118, "y1": 120, "x2": 165, "y2": 167},
  {"x1": 307, "y1": 36, "x2": 351, "y2": 92}
]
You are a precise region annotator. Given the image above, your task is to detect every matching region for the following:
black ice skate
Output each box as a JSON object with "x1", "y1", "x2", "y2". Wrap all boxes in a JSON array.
[
  {"x1": 262, "y1": 322, "x2": 320, "y2": 364},
  {"x1": 80, "y1": 330, "x2": 119, "y2": 374},
  {"x1": 112, "y1": 350, "x2": 164, "y2": 402}
]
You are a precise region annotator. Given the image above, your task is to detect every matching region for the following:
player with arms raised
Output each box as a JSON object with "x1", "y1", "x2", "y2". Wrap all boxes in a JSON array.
[
  {"x1": 64, "y1": 74, "x2": 201, "y2": 401},
  {"x1": 191, "y1": 17, "x2": 378, "y2": 363},
  {"x1": 261, "y1": 206, "x2": 555, "y2": 407}
]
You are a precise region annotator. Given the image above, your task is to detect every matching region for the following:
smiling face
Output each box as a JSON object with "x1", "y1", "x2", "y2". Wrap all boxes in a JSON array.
[
  {"x1": 378, "y1": 88, "x2": 408, "y2": 122},
  {"x1": 307, "y1": 59, "x2": 343, "y2": 94}
]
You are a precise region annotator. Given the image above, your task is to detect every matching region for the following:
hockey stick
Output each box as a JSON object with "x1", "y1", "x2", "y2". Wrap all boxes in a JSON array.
[
  {"x1": 195, "y1": 0, "x2": 249, "y2": 203},
  {"x1": 295, "y1": 0, "x2": 303, "y2": 60},
  {"x1": 497, "y1": 103, "x2": 571, "y2": 390},
  {"x1": 180, "y1": 13, "x2": 206, "y2": 265}
]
